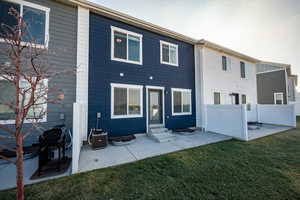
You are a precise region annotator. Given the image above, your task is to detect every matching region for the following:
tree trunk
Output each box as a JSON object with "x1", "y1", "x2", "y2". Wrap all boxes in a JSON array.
[{"x1": 16, "y1": 134, "x2": 24, "y2": 200}]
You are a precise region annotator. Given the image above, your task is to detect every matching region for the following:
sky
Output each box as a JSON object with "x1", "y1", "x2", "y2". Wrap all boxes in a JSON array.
[{"x1": 90, "y1": 0, "x2": 300, "y2": 90}]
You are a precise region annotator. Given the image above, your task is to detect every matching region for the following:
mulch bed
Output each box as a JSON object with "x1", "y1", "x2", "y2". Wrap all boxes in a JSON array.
[
  {"x1": 108, "y1": 135, "x2": 136, "y2": 142},
  {"x1": 108, "y1": 135, "x2": 136, "y2": 146}
]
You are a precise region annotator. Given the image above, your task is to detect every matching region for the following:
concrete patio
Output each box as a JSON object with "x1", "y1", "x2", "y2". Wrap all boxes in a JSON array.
[
  {"x1": 248, "y1": 124, "x2": 292, "y2": 140},
  {"x1": 0, "y1": 156, "x2": 71, "y2": 191},
  {"x1": 78, "y1": 131, "x2": 231, "y2": 173}
]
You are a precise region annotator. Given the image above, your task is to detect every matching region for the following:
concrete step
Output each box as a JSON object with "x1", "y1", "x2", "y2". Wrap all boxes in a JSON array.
[
  {"x1": 148, "y1": 132, "x2": 176, "y2": 143},
  {"x1": 149, "y1": 127, "x2": 169, "y2": 134}
]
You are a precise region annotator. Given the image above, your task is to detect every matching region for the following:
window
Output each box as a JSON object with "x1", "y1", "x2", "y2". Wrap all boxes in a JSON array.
[
  {"x1": 240, "y1": 61, "x2": 246, "y2": 78},
  {"x1": 111, "y1": 83, "x2": 143, "y2": 118},
  {"x1": 274, "y1": 92, "x2": 284, "y2": 105},
  {"x1": 160, "y1": 41, "x2": 178, "y2": 66},
  {"x1": 222, "y1": 56, "x2": 227, "y2": 71},
  {"x1": 0, "y1": 0, "x2": 50, "y2": 46},
  {"x1": 241, "y1": 94, "x2": 246, "y2": 104},
  {"x1": 214, "y1": 92, "x2": 221, "y2": 104},
  {"x1": 171, "y1": 88, "x2": 191, "y2": 115},
  {"x1": 111, "y1": 26, "x2": 143, "y2": 65},
  {"x1": 0, "y1": 78, "x2": 48, "y2": 124}
]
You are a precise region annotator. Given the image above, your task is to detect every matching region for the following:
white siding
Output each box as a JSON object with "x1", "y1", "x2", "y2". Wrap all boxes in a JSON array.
[
  {"x1": 201, "y1": 47, "x2": 257, "y2": 105},
  {"x1": 76, "y1": 7, "x2": 89, "y2": 141}
]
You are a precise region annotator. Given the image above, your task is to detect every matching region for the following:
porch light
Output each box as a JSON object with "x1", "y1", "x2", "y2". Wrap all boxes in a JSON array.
[{"x1": 116, "y1": 38, "x2": 122, "y2": 43}]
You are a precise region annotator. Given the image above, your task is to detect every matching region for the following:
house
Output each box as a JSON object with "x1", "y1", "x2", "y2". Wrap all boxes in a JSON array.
[
  {"x1": 0, "y1": 0, "x2": 77, "y2": 146},
  {"x1": 194, "y1": 40, "x2": 259, "y2": 127},
  {"x1": 83, "y1": 1, "x2": 197, "y2": 139},
  {"x1": 256, "y1": 61, "x2": 298, "y2": 105}
]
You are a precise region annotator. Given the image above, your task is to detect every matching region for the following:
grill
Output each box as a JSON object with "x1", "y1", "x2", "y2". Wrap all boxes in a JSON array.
[{"x1": 37, "y1": 128, "x2": 66, "y2": 175}]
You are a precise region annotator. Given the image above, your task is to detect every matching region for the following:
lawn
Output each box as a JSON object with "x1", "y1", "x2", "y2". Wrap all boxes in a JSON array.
[{"x1": 1, "y1": 118, "x2": 300, "y2": 200}]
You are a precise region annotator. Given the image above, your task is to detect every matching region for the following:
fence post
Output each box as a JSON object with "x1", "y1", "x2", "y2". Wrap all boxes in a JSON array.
[
  {"x1": 204, "y1": 104, "x2": 208, "y2": 131},
  {"x1": 292, "y1": 104, "x2": 297, "y2": 127},
  {"x1": 72, "y1": 103, "x2": 81, "y2": 174},
  {"x1": 257, "y1": 104, "x2": 261, "y2": 123},
  {"x1": 241, "y1": 105, "x2": 248, "y2": 141}
]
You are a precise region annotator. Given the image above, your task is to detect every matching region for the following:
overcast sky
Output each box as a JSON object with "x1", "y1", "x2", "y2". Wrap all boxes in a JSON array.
[{"x1": 91, "y1": 0, "x2": 300, "y2": 90}]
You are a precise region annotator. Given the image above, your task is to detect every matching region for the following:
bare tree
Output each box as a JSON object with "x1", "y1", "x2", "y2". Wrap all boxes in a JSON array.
[{"x1": 0, "y1": 8, "x2": 73, "y2": 200}]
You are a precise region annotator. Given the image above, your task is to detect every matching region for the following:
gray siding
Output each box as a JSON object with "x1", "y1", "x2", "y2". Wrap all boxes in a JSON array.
[
  {"x1": 257, "y1": 70, "x2": 287, "y2": 104},
  {"x1": 0, "y1": 0, "x2": 77, "y2": 147}
]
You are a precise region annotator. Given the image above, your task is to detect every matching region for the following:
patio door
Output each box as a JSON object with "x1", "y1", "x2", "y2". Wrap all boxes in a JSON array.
[{"x1": 149, "y1": 89, "x2": 163, "y2": 125}]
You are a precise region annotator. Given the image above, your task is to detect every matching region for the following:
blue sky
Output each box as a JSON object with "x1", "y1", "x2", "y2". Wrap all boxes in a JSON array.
[{"x1": 91, "y1": 0, "x2": 300, "y2": 90}]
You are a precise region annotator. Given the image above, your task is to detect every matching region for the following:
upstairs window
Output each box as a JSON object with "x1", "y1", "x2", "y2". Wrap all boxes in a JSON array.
[
  {"x1": 214, "y1": 92, "x2": 221, "y2": 104},
  {"x1": 241, "y1": 94, "x2": 246, "y2": 104},
  {"x1": 240, "y1": 61, "x2": 246, "y2": 78},
  {"x1": 0, "y1": 78, "x2": 48, "y2": 124},
  {"x1": 160, "y1": 41, "x2": 178, "y2": 66},
  {"x1": 0, "y1": 0, "x2": 50, "y2": 46},
  {"x1": 111, "y1": 83, "x2": 143, "y2": 118},
  {"x1": 172, "y1": 88, "x2": 191, "y2": 115},
  {"x1": 111, "y1": 26, "x2": 143, "y2": 65},
  {"x1": 222, "y1": 56, "x2": 227, "y2": 71},
  {"x1": 274, "y1": 92, "x2": 284, "y2": 105}
]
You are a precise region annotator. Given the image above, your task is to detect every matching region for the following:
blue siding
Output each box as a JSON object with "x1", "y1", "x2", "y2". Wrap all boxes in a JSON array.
[{"x1": 89, "y1": 13, "x2": 195, "y2": 137}]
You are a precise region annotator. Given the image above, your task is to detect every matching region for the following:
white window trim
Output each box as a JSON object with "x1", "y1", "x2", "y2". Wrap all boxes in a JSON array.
[
  {"x1": 111, "y1": 83, "x2": 143, "y2": 119},
  {"x1": 171, "y1": 88, "x2": 192, "y2": 116},
  {"x1": 160, "y1": 40, "x2": 179, "y2": 67},
  {"x1": 0, "y1": 78, "x2": 48, "y2": 124},
  {"x1": 240, "y1": 61, "x2": 246, "y2": 79},
  {"x1": 274, "y1": 92, "x2": 284, "y2": 105},
  {"x1": 0, "y1": 0, "x2": 50, "y2": 48},
  {"x1": 221, "y1": 55, "x2": 227, "y2": 71},
  {"x1": 111, "y1": 26, "x2": 143, "y2": 65}
]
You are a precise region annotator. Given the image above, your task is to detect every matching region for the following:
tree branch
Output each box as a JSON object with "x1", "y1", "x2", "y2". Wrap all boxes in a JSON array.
[{"x1": 0, "y1": 154, "x2": 16, "y2": 164}]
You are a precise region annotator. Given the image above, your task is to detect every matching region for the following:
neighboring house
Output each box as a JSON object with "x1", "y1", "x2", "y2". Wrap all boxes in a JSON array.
[
  {"x1": 0, "y1": 0, "x2": 77, "y2": 146},
  {"x1": 256, "y1": 61, "x2": 298, "y2": 105},
  {"x1": 194, "y1": 40, "x2": 259, "y2": 127}
]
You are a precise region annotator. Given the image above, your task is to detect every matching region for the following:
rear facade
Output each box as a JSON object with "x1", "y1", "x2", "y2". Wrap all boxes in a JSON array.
[{"x1": 88, "y1": 12, "x2": 196, "y2": 136}]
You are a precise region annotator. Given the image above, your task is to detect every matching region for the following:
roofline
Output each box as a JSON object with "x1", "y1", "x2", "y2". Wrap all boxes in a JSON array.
[
  {"x1": 258, "y1": 61, "x2": 291, "y2": 68},
  {"x1": 67, "y1": 0, "x2": 197, "y2": 44},
  {"x1": 196, "y1": 39, "x2": 260, "y2": 63}
]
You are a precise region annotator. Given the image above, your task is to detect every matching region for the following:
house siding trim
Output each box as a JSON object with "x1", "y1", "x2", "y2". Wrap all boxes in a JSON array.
[{"x1": 76, "y1": 6, "x2": 89, "y2": 140}]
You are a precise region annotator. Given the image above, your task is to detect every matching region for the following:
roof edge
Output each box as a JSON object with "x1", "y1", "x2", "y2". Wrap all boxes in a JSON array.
[
  {"x1": 68, "y1": 0, "x2": 197, "y2": 44},
  {"x1": 197, "y1": 39, "x2": 260, "y2": 63}
]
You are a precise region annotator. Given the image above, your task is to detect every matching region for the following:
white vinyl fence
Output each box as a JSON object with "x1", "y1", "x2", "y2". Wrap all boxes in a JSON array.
[
  {"x1": 247, "y1": 104, "x2": 258, "y2": 122},
  {"x1": 72, "y1": 102, "x2": 88, "y2": 174},
  {"x1": 292, "y1": 103, "x2": 300, "y2": 116},
  {"x1": 205, "y1": 104, "x2": 296, "y2": 141},
  {"x1": 257, "y1": 104, "x2": 296, "y2": 127},
  {"x1": 205, "y1": 105, "x2": 248, "y2": 140}
]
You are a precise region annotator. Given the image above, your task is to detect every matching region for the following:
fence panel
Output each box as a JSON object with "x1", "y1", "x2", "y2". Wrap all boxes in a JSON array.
[
  {"x1": 205, "y1": 105, "x2": 248, "y2": 140},
  {"x1": 257, "y1": 104, "x2": 296, "y2": 127}
]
